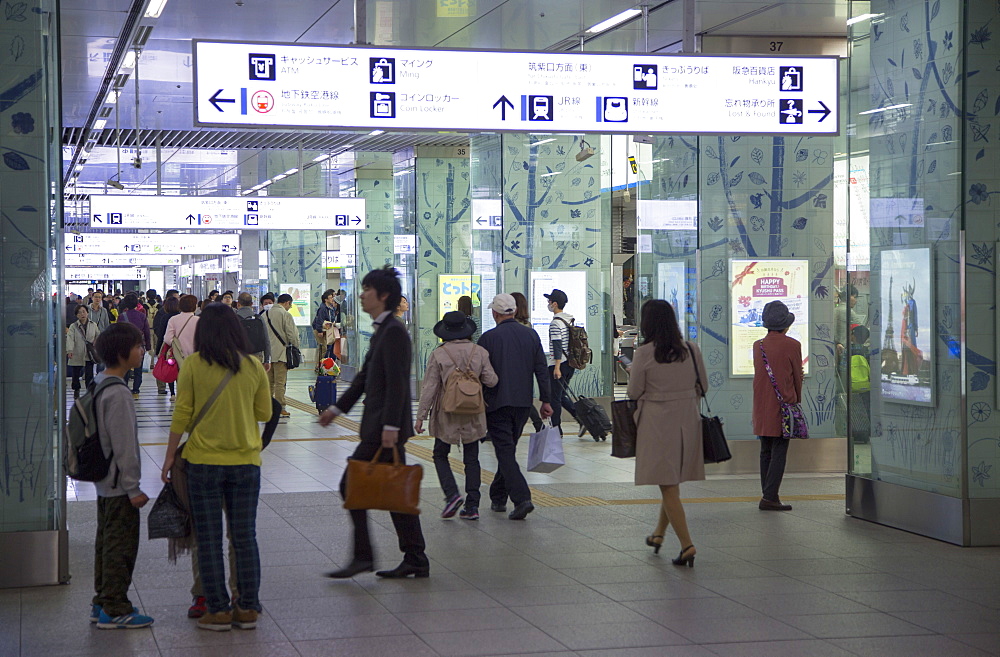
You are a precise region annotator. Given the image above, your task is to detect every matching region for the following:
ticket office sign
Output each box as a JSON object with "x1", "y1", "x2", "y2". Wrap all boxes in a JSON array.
[
  {"x1": 730, "y1": 259, "x2": 810, "y2": 377},
  {"x1": 194, "y1": 41, "x2": 839, "y2": 136},
  {"x1": 89, "y1": 195, "x2": 366, "y2": 230}
]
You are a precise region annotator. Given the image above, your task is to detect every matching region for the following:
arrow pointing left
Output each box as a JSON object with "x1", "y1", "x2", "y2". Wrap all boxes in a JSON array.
[{"x1": 209, "y1": 89, "x2": 236, "y2": 112}]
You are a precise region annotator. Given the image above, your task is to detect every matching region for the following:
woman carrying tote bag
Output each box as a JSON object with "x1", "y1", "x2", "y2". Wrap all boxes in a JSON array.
[
  {"x1": 628, "y1": 300, "x2": 708, "y2": 567},
  {"x1": 414, "y1": 311, "x2": 498, "y2": 521}
]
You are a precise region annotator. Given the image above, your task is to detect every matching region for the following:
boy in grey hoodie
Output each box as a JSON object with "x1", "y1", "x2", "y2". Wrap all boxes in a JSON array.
[{"x1": 90, "y1": 322, "x2": 154, "y2": 629}]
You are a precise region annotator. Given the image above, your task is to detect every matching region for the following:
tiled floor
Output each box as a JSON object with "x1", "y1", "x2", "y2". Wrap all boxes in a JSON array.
[{"x1": 7, "y1": 373, "x2": 999, "y2": 657}]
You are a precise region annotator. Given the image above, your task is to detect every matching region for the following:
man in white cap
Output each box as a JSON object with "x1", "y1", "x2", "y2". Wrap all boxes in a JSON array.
[{"x1": 477, "y1": 293, "x2": 554, "y2": 520}]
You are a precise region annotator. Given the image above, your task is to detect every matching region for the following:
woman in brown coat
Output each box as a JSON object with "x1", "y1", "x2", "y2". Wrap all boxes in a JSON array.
[
  {"x1": 752, "y1": 300, "x2": 804, "y2": 511},
  {"x1": 415, "y1": 311, "x2": 498, "y2": 520},
  {"x1": 628, "y1": 300, "x2": 708, "y2": 567}
]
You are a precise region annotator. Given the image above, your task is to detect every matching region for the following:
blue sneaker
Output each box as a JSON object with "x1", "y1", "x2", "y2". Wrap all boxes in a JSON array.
[
  {"x1": 96, "y1": 608, "x2": 154, "y2": 629},
  {"x1": 89, "y1": 604, "x2": 101, "y2": 623}
]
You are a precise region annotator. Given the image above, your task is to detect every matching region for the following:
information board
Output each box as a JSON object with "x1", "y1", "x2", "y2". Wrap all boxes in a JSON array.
[
  {"x1": 65, "y1": 232, "x2": 240, "y2": 255},
  {"x1": 65, "y1": 253, "x2": 182, "y2": 266},
  {"x1": 729, "y1": 259, "x2": 810, "y2": 376},
  {"x1": 89, "y1": 195, "x2": 366, "y2": 230},
  {"x1": 438, "y1": 274, "x2": 481, "y2": 319},
  {"x1": 194, "y1": 41, "x2": 839, "y2": 136},
  {"x1": 529, "y1": 271, "x2": 588, "y2": 354},
  {"x1": 65, "y1": 267, "x2": 147, "y2": 280}
]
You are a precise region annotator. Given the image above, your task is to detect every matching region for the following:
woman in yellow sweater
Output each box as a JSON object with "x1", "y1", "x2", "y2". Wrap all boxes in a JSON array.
[{"x1": 161, "y1": 303, "x2": 272, "y2": 632}]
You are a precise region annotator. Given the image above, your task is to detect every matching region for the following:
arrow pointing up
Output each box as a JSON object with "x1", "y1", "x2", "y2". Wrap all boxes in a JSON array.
[
  {"x1": 808, "y1": 101, "x2": 831, "y2": 122},
  {"x1": 493, "y1": 95, "x2": 514, "y2": 120},
  {"x1": 209, "y1": 89, "x2": 236, "y2": 112}
]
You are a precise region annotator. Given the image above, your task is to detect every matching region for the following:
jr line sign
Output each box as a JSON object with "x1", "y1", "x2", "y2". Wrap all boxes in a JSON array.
[{"x1": 194, "y1": 41, "x2": 839, "y2": 136}]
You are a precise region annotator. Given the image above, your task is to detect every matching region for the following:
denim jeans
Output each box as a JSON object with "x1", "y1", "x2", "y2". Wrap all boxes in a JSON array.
[
  {"x1": 123, "y1": 366, "x2": 142, "y2": 394},
  {"x1": 186, "y1": 463, "x2": 262, "y2": 613}
]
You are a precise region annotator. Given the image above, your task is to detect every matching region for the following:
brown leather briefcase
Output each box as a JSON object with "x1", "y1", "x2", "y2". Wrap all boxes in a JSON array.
[{"x1": 343, "y1": 447, "x2": 423, "y2": 515}]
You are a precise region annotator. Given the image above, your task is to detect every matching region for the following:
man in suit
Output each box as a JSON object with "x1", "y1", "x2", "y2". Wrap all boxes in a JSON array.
[
  {"x1": 262, "y1": 293, "x2": 299, "y2": 418},
  {"x1": 477, "y1": 294, "x2": 553, "y2": 520},
  {"x1": 318, "y1": 266, "x2": 428, "y2": 579}
]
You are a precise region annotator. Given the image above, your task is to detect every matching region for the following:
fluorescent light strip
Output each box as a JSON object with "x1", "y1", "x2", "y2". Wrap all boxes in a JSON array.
[
  {"x1": 586, "y1": 8, "x2": 642, "y2": 34},
  {"x1": 283, "y1": 168, "x2": 299, "y2": 175},
  {"x1": 530, "y1": 138, "x2": 556, "y2": 146},
  {"x1": 846, "y1": 13, "x2": 884, "y2": 25},
  {"x1": 858, "y1": 103, "x2": 911, "y2": 115},
  {"x1": 541, "y1": 172, "x2": 561, "y2": 178},
  {"x1": 368, "y1": 130, "x2": 385, "y2": 136},
  {"x1": 145, "y1": 0, "x2": 168, "y2": 18}
]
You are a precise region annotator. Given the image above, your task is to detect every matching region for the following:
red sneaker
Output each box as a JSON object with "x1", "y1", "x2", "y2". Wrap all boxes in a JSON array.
[{"x1": 187, "y1": 596, "x2": 207, "y2": 619}]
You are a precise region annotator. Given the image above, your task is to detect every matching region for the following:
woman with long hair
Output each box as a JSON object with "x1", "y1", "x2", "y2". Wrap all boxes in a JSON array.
[
  {"x1": 628, "y1": 299, "x2": 708, "y2": 566},
  {"x1": 153, "y1": 295, "x2": 181, "y2": 400},
  {"x1": 161, "y1": 303, "x2": 272, "y2": 631}
]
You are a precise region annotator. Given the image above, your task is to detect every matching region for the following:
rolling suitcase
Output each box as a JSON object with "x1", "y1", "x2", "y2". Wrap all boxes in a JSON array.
[
  {"x1": 309, "y1": 375, "x2": 337, "y2": 412},
  {"x1": 560, "y1": 380, "x2": 612, "y2": 442}
]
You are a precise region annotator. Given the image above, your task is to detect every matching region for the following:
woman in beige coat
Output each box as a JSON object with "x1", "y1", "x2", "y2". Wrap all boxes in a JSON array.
[
  {"x1": 415, "y1": 311, "x2": 498, "y2": 520},
  {"x1": 628, "y1": 300, "x2": 708, "y2": 567}
]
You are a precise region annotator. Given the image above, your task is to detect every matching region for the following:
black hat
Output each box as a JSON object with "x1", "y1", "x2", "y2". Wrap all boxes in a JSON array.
[
  {"x1": 434, "y1": 311, "x2": 477, "y2": 341},
  {"x1": 544, "y1": 289, "x2": 568, "y2": 307},
  {"x1": 761, "y1": 300, "x2": 795, "y2": 331}
]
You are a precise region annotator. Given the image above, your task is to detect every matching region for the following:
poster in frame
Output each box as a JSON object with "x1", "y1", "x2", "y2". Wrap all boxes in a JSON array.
[
  {"x1": 729, "y1": 259, "x2": 811, "y2": 377},
  {"x1": 878, "y1": 247, "x2": 934, "y2": 406},
  {"x1": 657, "y1": 260, "x2": 687, "y2": 340}
]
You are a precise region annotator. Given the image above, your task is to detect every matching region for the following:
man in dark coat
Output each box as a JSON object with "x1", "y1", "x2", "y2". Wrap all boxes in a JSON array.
[
  {"x1": 318, "y1": 266, "x2": 428, "y2": 579},
  {"x1": 477, "y1": 294, "x2": 553, "y2": 520}
]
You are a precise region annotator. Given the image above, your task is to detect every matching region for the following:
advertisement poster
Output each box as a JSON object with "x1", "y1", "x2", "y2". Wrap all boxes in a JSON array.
[
  {"x1": 279, "y1": 283, "x2": 311, "y2": 327},
  {"x1": 879, "y1": 248, "x2": 934, "y2": 405},
  {"x1": 657, "y1": 261, "x2": 687, "y2": 339},
  {"x1": 438, "y1": 274, "x2": 481, "y2": 319},
  {"x1": 529, "y1": 270, "x2": 587, "y2": 353},
  {"x1": 730, "y1": 260, "x2": 810, "y2": 377}
]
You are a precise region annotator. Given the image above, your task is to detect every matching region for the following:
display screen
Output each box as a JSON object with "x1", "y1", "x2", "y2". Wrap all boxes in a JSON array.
[
  {"x1": 529, "y1": 271, "x2": 588, "y2": 354},
  {"x1": 730, "y1": 259, "x2": 810, "y2": 376},
  {"x1": 194, "y1": 41, "x2": 839, "y2": 136},
  {"x1": 657, "y1": 261, "x2": 688, "y2": 339},
  {"x1": 879, "y1": 248, "x2": 934, "y2": 405}
]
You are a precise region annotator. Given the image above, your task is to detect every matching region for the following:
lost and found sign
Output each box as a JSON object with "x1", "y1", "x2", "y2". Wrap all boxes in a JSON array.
[{"x1": 194, "y1": 41, "x2": 839, "y2": 136}]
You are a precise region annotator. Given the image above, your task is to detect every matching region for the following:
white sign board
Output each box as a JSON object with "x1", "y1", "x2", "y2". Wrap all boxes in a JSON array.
[
  {"x1": 637, "y1": 199, "x2": 698, "y2": 230},
  {"x1": 528, "y1": 270, "x2": 588, "y2": 354},
  {"x1": 471, "y1": 199, "x2": 502, "y2": 230},
  {"x1": 394, "y1": 234, "x2": 416, "y2": 255},
  {"x1": 65, "y1": 267, "x2": 147, "y2": 280},
  {"x1": 65, "y1": 253, "x2": 182, "y2": 266},
  {"x1": 194, "y1": 259, "x2": 221, "y2": 275},
  {"x1": 89, "y1": 195, "x2": 366, "y2": 230},
  {"x1": 194, "y1": 41, "x2": 839, "y2": 136},
  {"x1": 65, "y1": 232, "x2": 240, "y2": 255}
]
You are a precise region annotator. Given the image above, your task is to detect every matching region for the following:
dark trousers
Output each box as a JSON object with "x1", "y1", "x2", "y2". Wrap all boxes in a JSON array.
[
  {"x1": 71, "y1": 362, "x2": 95, "y2": 391},
  {"x1": 759, "y1": 435, "x2": 790, "y2": 502},
  {"x1": 433, "y1": 438, "x2": 481, "y2": 508},
  {"x1": 339, "y1": 441, "x2": 427, "y2": 567},
  {"x1": 487, "y1": 406, "x2": 532, "y2": 507},
  {"x1": 548, "y1": 363, "x2": 576, "y2": 428},
  {"x1": 93, "y1": 495, "x2": 139, "y2": 616},
  {"x1": 187, "y1": 463, "x2": 262, "y2": 614},
  {"x1": 123, "y1": 366, "x2": 142, "y2": 394}
]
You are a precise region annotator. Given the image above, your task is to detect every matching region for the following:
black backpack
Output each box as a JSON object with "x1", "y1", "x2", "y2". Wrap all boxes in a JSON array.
[
  {"x1": 241, "y1": 313, "x2": 269, "y2": 354},
  {"x1": 64, "y1": 378, "x2": 128, "y2": 481}
]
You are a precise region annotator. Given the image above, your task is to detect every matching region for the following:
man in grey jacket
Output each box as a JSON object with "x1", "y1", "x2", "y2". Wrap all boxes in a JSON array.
[
  {"x1": 262, "y1": 293, "x2": 299, "y2": 418},
  {"x1": 90, "y1": 322, "x2": 152, "y2": 629}
]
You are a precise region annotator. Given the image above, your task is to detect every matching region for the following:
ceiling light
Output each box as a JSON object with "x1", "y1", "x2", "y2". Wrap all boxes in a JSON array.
[
  {"x1": 283, "y1": 168, "x2": 298, "y2": 175},
  {"x1": 121, "y1": 51, "x2": 136, "y2": 71},
  {"x1": 93, "y1": 119, "x2": 107, "y2": 130},
  {"x1": 272, "y1": 174, "x2": 287, "y2": 181},
  {"x1": 530, "y1": 138, "x2": 556, "y2": 146},
  {"x1": 312, "y1": 153, "x2": 331, "y2": 162},
  {"x1": 858, "y1": 103, "x2": 911, "y2": 115},
  {"x1": 846, "y1": 13, "x2": 884, "y2": 25},
  {"x1": 586, "y1": 8, "x2": 642, "y2": 34},
  {"x1": 145, "y1": 0, "x2": 169, "y2": 18},
  {"x1": 105, "y1": 90, "x2": 120, "y2": 104},
  {"x1": 368, "y1": 130, "x2": 385, "y2": 136},
  {"x1": 541, "y1": 172, "x2": 561, "y2": 178}
]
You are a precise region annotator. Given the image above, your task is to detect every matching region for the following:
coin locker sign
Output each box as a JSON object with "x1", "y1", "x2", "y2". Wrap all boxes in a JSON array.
[{"x1": 194, "y1": 41, "x2": 839, "y2": 136}]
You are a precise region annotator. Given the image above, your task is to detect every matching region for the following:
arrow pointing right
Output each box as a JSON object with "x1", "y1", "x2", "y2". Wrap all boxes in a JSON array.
[
  {"x1": 209, "y1": 89, "x2": 236, "y2": 112},
  {"x1": 808, "y1": 101, "x2": 831, "y2": 122},
  {"x1": 493, "y1": 95, "x2": 514, "y2": 120}
]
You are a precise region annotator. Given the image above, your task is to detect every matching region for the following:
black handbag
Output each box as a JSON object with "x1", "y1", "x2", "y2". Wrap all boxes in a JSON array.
[
  {"x1": 688, "y1": 343, "x2": 732, "y2": 464},
  {"x1": 610, "y1": 399, "x2": 638, "y2": 458},
  {"x1": 265, "y1": 309, "x2": 302, "y2": 370},
  {"x1": 148, "y1": 482, "x2": 190, "y2": 540}
]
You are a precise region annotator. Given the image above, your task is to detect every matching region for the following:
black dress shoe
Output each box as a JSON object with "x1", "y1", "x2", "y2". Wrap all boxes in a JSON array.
[
  {"x1": 759, "y1": 498, "x2": 792, "y2": 511},
  {"x1": 490, "y1": 503, "x2": 506, "y2": 513},
  {"x1": 325, "y1": 560, "x2": 374, "y2": 578},
  {"x1": 375, "y1": 562, "x2": 429, "y2": 579},
  {"x1": 508, "y1": 501, "x2": 535, "y2": 520}
]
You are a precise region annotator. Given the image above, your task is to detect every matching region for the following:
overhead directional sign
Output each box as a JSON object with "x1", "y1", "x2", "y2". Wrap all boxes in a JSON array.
[
  {"x1": 194, "y1": 41, "x2": 839, "y2": 136},
  {"x1": 471, "y1": 199, "x2": 502, "y2": 231},
  {"x1": 89, "y1": 195, "x2": 366, "y2": 230},
  {"x1": 65, "y1": 232, "x2": 240, "y2": 255},
  {"x1": 65, "y1": 253, "x2": 183, "y2": 266},
  {"x1": 65, "y1": 267, "x2": 148, "y2": 280}
]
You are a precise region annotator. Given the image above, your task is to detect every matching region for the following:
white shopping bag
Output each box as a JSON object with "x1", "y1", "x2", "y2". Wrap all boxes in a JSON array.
[{"x1": 527, "y1": 422, "x2": 565, "y2": 473}]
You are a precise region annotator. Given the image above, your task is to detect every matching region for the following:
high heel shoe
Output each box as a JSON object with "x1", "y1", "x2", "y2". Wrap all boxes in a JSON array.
[
  {"x1": 645, "y1": 535, "x2": 664, "y2": 554},
  {"x1": 672, "y1": 545, "x2": 695, "y2": 567}
]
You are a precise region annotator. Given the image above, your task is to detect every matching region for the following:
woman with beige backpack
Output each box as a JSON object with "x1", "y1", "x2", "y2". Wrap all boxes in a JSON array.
[{"x1": 414, "y1": 311, "x2": 498, "y2": 520}]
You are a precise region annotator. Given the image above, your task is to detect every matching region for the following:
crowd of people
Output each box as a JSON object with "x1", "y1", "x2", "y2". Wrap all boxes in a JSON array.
[{"x1": 76, "y1": 269, "x2": 805, "y2": 634}]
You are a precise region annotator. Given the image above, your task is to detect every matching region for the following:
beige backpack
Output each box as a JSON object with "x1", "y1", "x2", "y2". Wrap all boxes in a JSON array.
[{"x1": 440, "y1": 344, "x2": 484, "y2": 415}]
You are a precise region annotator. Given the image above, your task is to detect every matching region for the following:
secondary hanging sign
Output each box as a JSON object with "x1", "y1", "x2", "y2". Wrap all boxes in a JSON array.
[
  {"x1": 89, "y1": 195, "x2": 366, "y2": 230},
  {"x1": 64, "y1": 233, "x2": 240, "y2": 255},
  {"x1": 193, "y1": 41, "x2": 839, "y2": 136}
]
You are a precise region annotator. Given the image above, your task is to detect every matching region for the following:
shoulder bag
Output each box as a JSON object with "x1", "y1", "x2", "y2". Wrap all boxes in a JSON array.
[
  {"x1": 265, "y1": 309, "x2": 302, "y2": 369},
  {"x1": 759, "y1": 341, "x2": 809, "y2": 439},
  {"x1": 170, "y1": 315, "x2": 194, "y2": 366},
  {"x1": 689, "y1": 343, "x2": 732, "y2": 463},
  {"x1": 79, "y1": 323, "x2": 101, "y2": 364},
  {"x1": 610, "y1": 399, "x2": 638, "y2": 458}
]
